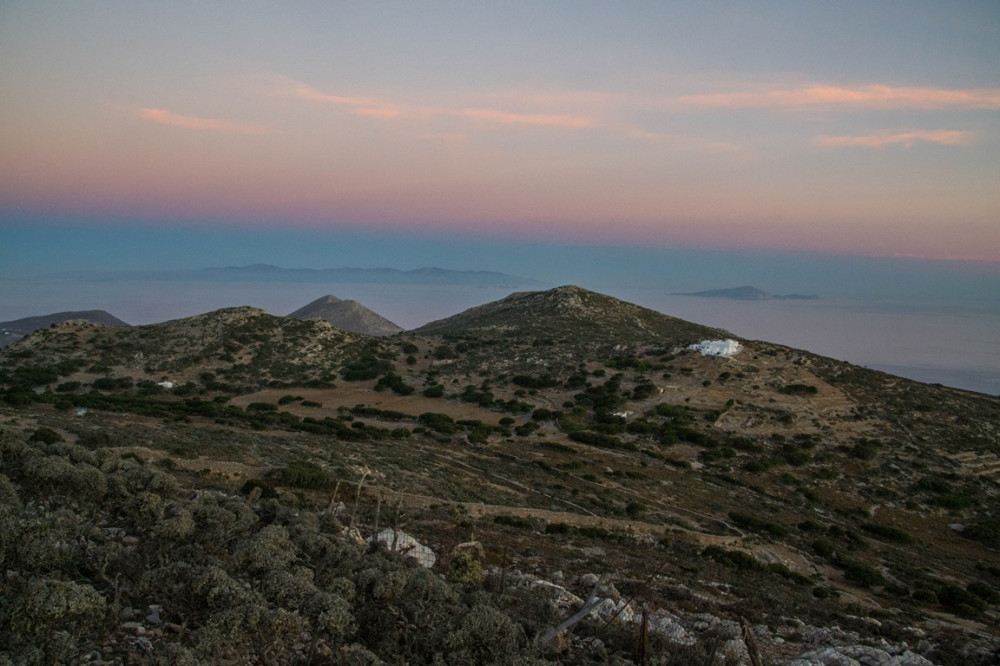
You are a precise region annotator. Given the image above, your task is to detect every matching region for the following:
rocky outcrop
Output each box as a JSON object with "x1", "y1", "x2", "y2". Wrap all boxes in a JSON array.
[{"x1": 370, "y1": 528, "x2": 436, "y2": 567}]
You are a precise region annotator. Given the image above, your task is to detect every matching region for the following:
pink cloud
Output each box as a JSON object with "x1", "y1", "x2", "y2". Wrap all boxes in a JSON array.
[
  {"x1": 260, "y1": 76, "x2": 743, "y2": 149},
  {"x1": 458, "y1": 107, "x2": 593, "y2": 128},
  {"x1": 352, "y1": 107, "x2": 405, "y2": 120},
  {"x1": 412, "y1": 132, "x2": 467, "y2": 143},
  {"x1": 275, "y1": 78, "x2": 593, "y2": 129},
  {"x1": 815, "y1": 130, "x2": 975, "y2": 148},
  {"x1": 135, "y1": 108, "x2": 270, "y2": 134},
  {"x1": 674, "y1": 85, "x2": 1000, "y2": 110}
]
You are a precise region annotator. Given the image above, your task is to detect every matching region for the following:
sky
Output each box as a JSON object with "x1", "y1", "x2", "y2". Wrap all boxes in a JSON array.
[{"x1": 2, "y1": 1, "x2": 999, "y2": 267}]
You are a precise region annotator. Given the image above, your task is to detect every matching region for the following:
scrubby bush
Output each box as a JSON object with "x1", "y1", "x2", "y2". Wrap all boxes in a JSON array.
[
  {"x1": 779, "y1": 384, "x2": 818, "y2": 396},
  {"x1": 29, "y1": 427, "x2": 63, "y2": 444},
  {"x1": 269, "y1": 461, "x2": 333, "y2": 489},
  {"x1": 861, "y1": 522, "x2": 914, "y2": 544},
  {"x1": 728, "y1": 511, "x2": 788, "y2": 538},
  {"x1": 6, "y1": 578, "x2": 107, "y2": 663},
  {"x1": 418, "y1": 412, "x2": 458, "y2": 434},
  {"x1": 848, "y1": 439, "x2": 880, "y2": 461},
  {"x1": 568, "y1": 430, "x2": 635, "y2": 451},
  {"x1": 493, "y1": 514, "x2": 532, "y2": 529},
  {"x1": 422, "y1": 384, "x2": 445, "y2": 398},
  {"x1": 511, "y1": 374, "x2": 559, "y2": 389},
  {"x1": 833, "y1": 555, "x2": 882, "y2": 588},
  {"x1": 963, "y1": 519, "x2": 1000, "y2": 548}
]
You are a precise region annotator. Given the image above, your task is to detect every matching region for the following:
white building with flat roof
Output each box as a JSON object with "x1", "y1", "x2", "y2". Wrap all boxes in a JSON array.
[{"x1": 689, "y1": 339, "x2": 742, "y2": 357}]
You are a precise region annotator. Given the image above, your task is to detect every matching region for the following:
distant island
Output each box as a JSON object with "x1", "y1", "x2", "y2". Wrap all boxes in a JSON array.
[
  {"x1": 673, "y1": 285, "x2": 818, "y2": 301},
  {"x1": 51, "y1": 264, "x2": 541, "y2": 288}
]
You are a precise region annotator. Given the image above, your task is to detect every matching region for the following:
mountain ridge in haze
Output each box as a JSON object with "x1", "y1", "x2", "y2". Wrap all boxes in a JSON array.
[{"x1": 52, "y1": 264, "x2": 541, "y2": 288}]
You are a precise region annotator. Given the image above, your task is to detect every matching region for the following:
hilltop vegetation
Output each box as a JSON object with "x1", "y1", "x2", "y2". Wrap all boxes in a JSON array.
[
  {"x1": 1, "y1": 286, "x2": 998, "y2": 664},
  {"x1": 0, "y1": 310, "x2": 130, "y2": 349}
]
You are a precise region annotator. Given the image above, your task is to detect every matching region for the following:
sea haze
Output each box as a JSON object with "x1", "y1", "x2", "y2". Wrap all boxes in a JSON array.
[{"x1": 1, "y1": 253, "x2": 997, "y2": 396}]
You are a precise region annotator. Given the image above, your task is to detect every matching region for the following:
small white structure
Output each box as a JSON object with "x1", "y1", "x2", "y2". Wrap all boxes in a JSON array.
[
  {"x1": 157, "y1": 381, "x2": 175, "y2": 389},
  {"x1": 689, "y1": 339, "x2": 742, "y2": 358}
]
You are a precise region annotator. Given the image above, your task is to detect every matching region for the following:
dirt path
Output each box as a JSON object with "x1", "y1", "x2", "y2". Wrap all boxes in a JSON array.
[{"x1": 357, "y1": 483, "x2": 743, "y2": 548}]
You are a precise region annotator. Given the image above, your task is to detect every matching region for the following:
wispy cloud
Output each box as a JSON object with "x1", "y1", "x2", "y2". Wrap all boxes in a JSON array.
[
  {"x1": 136, "y1": 108, "x2": 271, "y2": 134},
  {"x1": 618, "y1": 126, "x2": 742, "y2": 152},
  {"x1": 459, "y1": 107, "x2": 593, "y2": 128},
  {"x1": 674, "y1": 85, "x2": 1000, "y2": 110},
  {"x1": 815, "y1": 130, "x2": 976, "y2": 148},
  {"x1": 264, "y1": 76, "x2": 747, "y2": 152},
  {"x1": 276, "y1": 79, "x2": 594, "y2": 129}
]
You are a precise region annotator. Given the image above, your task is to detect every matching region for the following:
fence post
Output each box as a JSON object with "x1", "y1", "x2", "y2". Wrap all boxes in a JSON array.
[
  {"x1": 637, "y1": 607, "x2": 648, "y2": 666},
  {"x1": 372, "y1": 495, "x2": 382, "y2": 539},
  {"x1": 499, "y1": 546, "x2": 508, "y2": 594},
  {"x1": 349, "y1": 470, "x2": 369, "y2": 530}
]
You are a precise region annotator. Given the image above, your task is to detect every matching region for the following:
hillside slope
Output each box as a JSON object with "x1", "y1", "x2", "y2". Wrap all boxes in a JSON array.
[
  {"x1": 2, "y1": 286, "x2": 999, "y2": 664},
  {"x1": 1, "y1": 306, "x2": 374, "y2": 390},
  {"x1": 416, "y1": 284, "x2": 729, "y2": 342}
]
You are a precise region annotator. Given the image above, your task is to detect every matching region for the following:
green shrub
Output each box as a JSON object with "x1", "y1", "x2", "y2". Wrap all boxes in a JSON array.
[
  {"x1": 967, "y1": 581, "x2": 999, "y2": 604},
  {"x1": 812, "y1": 537, "x2": 835, "y2": 559},
  {"x1": 29, "y1": 427, "x2": 63, "y2": 444},
  {"x1": 779, "y1": 384, "x2": 818, "y2": 396},
  {"x1": 728, "y1": 511, "x2": 788, "y2": 538},
  {"x1": 419, "y1": 412, "x2": 458, "y2": 434},
  {"x1": 963, "y1": 520, "x2": 1000, "y2": 547},
  {"x1": 422, "y1": 384, "x2": 445, "y2": 398},
  {"x1": 432, "y1": 344, "x2": 454, "y2": 359},
  {"x1": 861, "y1": 522, "x2": 914, "y2": 544},
  {"x1": 493, "y1": 514, "x2": 531, "y2": 529},
  {"x1": 514, "y1": 422, "x2": 539, "y2": 437},
  {"x1": 568, "y1": 430, "x2": 635, "y2": 451},
  {"x1": 241, "y1": 478, "x2": 277, "y2": 499},
  {"x1": 269, "y1": 461, "x2": 332, "y2": 489},
  {"x1": 9, "y1": 578, "x2": 107, "y2": 662},
  {"x1": 511, "y1": 374, "x2": 560, "y2": 389},
  {"x1": 703, "y1": 546, "x2": 762, "y2": 571},
  {"x1": 937, "y1": 584, "x2": 987, "y2": 617},
  {"x1": 849, "y1": 439, "x2": 880, "y2": 460},
  {"x1": 833, "y1": 555, "x2": 882, "y2": 587},
  {"x1": 625, "y1": 501, "x2": 644, "y2": 518}
]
